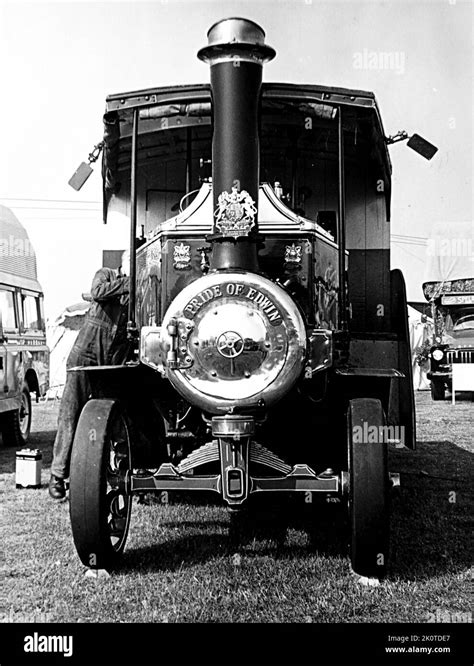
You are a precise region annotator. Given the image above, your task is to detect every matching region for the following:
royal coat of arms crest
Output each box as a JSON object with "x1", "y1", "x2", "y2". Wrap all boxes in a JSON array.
[
  {"x1": 284, "y1": 243, "x2": 302, "y2": 264},
  {"x1": 173, "y1": 242, "x2": 191, "y2": 270},
  {"x1": 214, "y1": 185, "x2": 257, "y2": 238}
]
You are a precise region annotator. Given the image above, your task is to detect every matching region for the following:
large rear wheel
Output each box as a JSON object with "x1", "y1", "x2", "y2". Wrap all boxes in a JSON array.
[
  {"x1": 69, "y1": 399, "x2": 132, "y2": 569},
  {"x1": 347, "y1": 398, "x2": 389, "y2": 578}
]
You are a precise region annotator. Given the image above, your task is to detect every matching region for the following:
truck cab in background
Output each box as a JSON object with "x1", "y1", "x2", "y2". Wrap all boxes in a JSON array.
[
  {"x1": 423, "y1": 224, "x2": 474, "y2": 401},
  {"x1": 425, "y1": 286, "x2": 474, "y2": 400}
]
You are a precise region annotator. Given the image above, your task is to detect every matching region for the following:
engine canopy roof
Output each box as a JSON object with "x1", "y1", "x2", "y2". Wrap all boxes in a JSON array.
[{"x1": 104, "y1": 82, "x2": 392, "y2": 176}]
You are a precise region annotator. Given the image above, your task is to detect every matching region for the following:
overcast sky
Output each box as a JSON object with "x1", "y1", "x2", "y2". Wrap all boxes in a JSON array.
[{"x1": 0, "y1": 0, "x2": 472, "y2": 318}]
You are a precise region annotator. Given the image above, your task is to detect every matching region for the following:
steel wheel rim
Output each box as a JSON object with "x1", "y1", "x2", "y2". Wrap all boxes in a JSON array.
[
  {"x1": 105, "y1": 414, "x2": 132, "y2": 553},
  {"x1": 19, "y1": 392, "x2": 30, "y2": 437}
]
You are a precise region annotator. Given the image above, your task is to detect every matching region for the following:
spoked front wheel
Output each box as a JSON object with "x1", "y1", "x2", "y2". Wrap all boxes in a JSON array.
[
  {"x1": 69, "y1": 399, "x2": 132, "y2": 569},
  {"x1": 347, "y1": 398, "x2": 389, "y2": 578}
]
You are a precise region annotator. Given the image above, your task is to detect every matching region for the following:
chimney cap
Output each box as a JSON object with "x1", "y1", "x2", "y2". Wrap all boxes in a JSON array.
[{"x1": 198, "y1": 17, "x2": 276, "y2": 64}]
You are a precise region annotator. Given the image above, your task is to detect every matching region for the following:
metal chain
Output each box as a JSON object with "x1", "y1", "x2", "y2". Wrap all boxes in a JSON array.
[{"x1": 87, "y1": 142, "x2": 104, "y2": 164}]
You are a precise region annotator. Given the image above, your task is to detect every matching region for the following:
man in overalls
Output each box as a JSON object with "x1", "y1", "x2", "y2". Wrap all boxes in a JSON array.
[{"x1": 49, "y1": 250, "x2": 130, "y2": 499}]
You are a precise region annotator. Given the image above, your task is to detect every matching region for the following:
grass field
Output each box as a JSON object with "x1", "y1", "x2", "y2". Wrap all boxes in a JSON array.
[{"x1": 1, "y1": 392, "x2": 472, "y2": 623}]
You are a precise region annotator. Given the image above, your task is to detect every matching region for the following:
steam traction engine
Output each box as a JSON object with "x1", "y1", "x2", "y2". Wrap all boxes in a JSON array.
[{"x1": 68, "y1": 18, "x2": 430, "y2": 578}]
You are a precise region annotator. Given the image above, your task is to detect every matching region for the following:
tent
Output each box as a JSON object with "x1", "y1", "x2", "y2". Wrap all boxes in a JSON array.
[
  {"x1": 46, "y1": 301, "x2": 90, "y2": 399},
  {"x1": 422, "y1": 221, "x2": 474, "y2": 300}
]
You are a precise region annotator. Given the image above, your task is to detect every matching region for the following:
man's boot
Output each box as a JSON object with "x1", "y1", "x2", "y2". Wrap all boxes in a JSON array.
[{"x1": 49, "y1": 474, "x2": 66, "y2": 500}]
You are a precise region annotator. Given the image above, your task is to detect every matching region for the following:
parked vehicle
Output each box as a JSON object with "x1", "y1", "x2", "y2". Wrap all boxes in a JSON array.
[
  {"x1": 424, "y1": 285, "x2": 474, "y2": 400},
  {"x1": 68, "y1": 18, "x2": 437, "y2": 577},
  {"x1": 0, "y1": 205, "x2": 49, "y2": 446},
  {"x1": 423, "y1": 223, "x2": 474, "y2": 400}
]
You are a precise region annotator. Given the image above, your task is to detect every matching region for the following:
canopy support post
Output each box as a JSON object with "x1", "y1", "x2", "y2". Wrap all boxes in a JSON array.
[
  {"x1": 127, "y1": 107, "x2": 139, "y2": 346},
  {"x1": 337, "y1": 106, "x2": 348, "y2": 331}
]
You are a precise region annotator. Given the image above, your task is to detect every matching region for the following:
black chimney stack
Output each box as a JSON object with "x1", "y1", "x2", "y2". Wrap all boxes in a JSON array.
[{"x1": 198, "y1": 18, "x2": 275, "y2": 272}]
